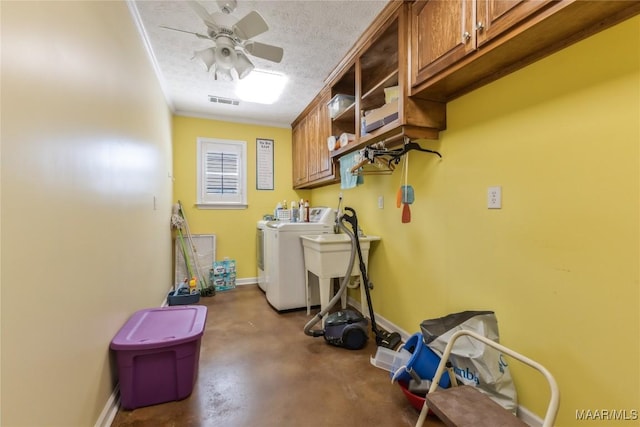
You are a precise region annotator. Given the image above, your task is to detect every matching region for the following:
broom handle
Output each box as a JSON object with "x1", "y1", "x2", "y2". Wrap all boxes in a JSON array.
[{"x1": 178, "y1": 201, "x2": 208, "y2": 289}]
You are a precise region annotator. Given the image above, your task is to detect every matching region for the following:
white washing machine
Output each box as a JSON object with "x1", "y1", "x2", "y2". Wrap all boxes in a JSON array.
[{"x1": 264, "y1": 207, "x2": 333, "y2": 311}]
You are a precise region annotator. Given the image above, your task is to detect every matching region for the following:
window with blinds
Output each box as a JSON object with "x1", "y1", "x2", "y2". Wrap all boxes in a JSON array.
[{"x1": 196, "y1": 138, "x2": 247, "y2": 208}]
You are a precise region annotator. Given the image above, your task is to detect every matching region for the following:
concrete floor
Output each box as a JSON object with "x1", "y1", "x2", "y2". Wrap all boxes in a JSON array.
[{"x1": 110, "y1": 285, "x2": 445, "y2": 427}]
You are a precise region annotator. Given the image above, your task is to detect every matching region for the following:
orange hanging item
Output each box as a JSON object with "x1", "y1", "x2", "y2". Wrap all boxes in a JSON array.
[{"x1": 401, "y1": 153, "x2": 413, "y2": 223}]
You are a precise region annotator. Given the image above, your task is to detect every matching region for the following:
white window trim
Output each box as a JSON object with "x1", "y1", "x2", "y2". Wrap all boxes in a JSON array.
[{"x1": 196, "y1": 137, "x2": 248, "y2": 209}]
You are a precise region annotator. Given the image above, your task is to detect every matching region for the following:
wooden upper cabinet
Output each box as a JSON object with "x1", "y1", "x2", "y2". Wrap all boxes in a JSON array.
[
  {"x1": 411, "y1": 0, "x2": 552, "y2": 90},
  {"x1": 294, "y1": 0, "x2": 640, "y2": 189},
  {"x1": 305, "y1": 105, "x2": 319, "y2": 179},
  {"x1": 327, "y1": 2, "x2": 446, "y2": 160},
  {"x1": 292, "y1": 116, "x2": 308, "y2": 188},
  {"x1": 476, "y1": 0, "x2": 552, "y2": 46},
  {"x1": 411, "y1": 0, "x2": 475, "y2": 87},
  {"x1": 292, "y1": 89, "x2": 336, "y2": 189},
  {"x1": 309, "y1": 90, "x2": 333, "y2": 182},
  {"x1": 411, "y1": 0, "x2": 640, "y2": 102}
]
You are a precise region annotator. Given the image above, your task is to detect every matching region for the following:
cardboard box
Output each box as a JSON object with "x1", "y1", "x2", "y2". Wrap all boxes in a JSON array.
[
  {"x1": 384, "y1": 85, "x2": 399, "y2": 104},
  {"x1": 364, "y1": 101, "x2": 399, "y2": 133}
]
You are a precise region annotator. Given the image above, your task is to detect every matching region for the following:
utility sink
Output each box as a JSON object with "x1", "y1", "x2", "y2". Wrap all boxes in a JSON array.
[
  {"x1": 300, "y1": 233, "x2": 381, "y2": 318},
  {"x1": 300, "y1": 234, "x2": 380, "y2": 276}
]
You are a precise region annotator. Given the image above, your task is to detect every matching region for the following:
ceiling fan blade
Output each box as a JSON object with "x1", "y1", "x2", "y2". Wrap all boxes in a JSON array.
[
  {"x1": 233, "y1": 10, "x2": 269, "y2": 40},
  {"x1": 160, "y1": 25, "x2": 211, "y2": 40},
  {"x1": 245, "y1": 41, "x2": 283, "y2": 63},
  {"x1": 186, "y1": 0, "x2": 220, "y2": 32}
]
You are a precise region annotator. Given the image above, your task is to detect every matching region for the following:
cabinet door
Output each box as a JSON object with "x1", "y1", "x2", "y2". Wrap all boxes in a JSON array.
[
  {"x1": 311, "y1": 92, "x2": 333, "y2": 181},
  {"x1": 411, "y1": 0, "x2": 475, "y2": 87},
  {"x1": 306, "y1": 104, "x2": 320, "y2": 180},
  {"x1": 292, "y1": 118, "x2": 308, "y2": 188},
  {"x1": 476, "y1": 0, "x2": 551, "y2": 46}
]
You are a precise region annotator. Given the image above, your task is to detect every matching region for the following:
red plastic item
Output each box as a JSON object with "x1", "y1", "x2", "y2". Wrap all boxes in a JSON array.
[{"x1": 398, "y1": 381, "x2": 432, "y2": 414}]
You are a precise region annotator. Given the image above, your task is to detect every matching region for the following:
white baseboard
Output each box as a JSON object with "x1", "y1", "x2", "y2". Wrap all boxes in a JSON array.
[
  {"x1": 94, "y1": 386, "x2": 120, "y2": 427},
  {"x1": 347, "y1": 295, "x2": 412, "y2": 339},
  {"x1": 518, "y1": 405, "x2": 543, "y2": 427},
  {"x1": 347, "y1": 296, "x2": 542, "y2": 426}
]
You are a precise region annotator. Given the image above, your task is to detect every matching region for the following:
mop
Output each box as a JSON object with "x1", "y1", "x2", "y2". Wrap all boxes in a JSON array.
[
  {"x1": 177, "y1": 201, "x2": 215, "y2": 296},
  {"x1": 171, "y1": 203, "x2": 214, "y2": 296},
  {"x1": 171, "y1": 207, "x2": 193, "y2": 295}
]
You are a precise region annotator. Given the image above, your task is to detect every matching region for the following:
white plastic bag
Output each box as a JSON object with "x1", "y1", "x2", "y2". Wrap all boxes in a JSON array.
[{"x1": 420, "y1": 311, "x2": 518, "y2": 414}]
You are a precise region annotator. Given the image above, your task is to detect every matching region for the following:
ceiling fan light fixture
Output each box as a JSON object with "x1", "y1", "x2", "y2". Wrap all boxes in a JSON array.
[
  {"x1": 236, "y1": 70, "x2": 287, "y2": 104},
  {"x1": 216, "y1": 0, "x2": 237, "y2": 14},
  {"x1": 214, "y1": 67, "x2": 234, "y2": 81},
  {"x1": 193, "y1": 47, "x2": 216, "y2": 71},
  {"x1": 214, "y1": 36, "x2": 237, "y2": 69},
  {"x1": 235, "y1": 51, "x2": 255, "y2": 79}
]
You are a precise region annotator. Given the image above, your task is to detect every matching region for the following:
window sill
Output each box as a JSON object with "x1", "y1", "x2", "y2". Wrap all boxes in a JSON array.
[{"x1": 196, "y1": 203, "x2": 248, "y2": 210}]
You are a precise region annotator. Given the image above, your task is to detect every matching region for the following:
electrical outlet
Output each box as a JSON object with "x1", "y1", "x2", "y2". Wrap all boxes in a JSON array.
[
  {"x1": 378, "y1": 195, "x2": 384, "y2": 209},
  {"x1": 488, "y1": 186, "x2": 502, "y2": 209}
]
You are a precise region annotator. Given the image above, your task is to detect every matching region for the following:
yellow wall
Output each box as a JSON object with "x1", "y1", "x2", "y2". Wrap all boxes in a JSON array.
[
  {"x1": 172, "y1": 116, "x2": 309, "y2": 279},
  {"x1": 1, "y1": 1, "x2": 174, "y2": 426},
  {"x1": 312, "y1": 17, "x2": 639, "y2": 426}
]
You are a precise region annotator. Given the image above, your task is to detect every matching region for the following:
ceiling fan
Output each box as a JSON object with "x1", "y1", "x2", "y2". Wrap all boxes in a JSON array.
[{"x1": 161, "y1": 0, "x2": 284, "y2": 81}]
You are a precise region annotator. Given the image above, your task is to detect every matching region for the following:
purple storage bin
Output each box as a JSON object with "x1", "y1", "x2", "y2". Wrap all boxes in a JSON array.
[{"x1": 110, "y1": 305, "x2": 207, "y2": 410}]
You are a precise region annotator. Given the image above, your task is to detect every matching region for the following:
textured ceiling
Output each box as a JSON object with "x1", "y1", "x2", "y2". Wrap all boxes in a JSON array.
[{"x1": 131, "y1": 0, "x2": 390, "y2": 127}]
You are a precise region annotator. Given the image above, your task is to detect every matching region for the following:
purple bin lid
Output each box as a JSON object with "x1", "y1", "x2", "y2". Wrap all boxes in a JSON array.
[{"x1": 110, "y1": 305, "x2": 207, "y2": 350}]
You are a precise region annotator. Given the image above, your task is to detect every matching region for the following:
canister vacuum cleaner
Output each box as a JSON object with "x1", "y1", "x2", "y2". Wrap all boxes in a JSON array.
[{"x1": 304, "y1": 206, "x2": 401, "y2": 351}]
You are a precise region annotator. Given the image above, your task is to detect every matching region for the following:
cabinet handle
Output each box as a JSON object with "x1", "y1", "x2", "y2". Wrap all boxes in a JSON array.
[
  {"x1": 476, "y1": 22, "x2": 485, "y2": 31},
  {"x1": 463, "y1": 31, "x2": 471, "y2": 42}
]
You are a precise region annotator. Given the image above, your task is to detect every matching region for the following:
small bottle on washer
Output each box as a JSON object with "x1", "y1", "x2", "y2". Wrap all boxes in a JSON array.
[
  {"x1": 299, "y1": 199, "x2": 304, "y2": 222},
  {"x1": 304, "y1": 200, "x2": 310, "y2": 222},
  {"x1": 291, "y1": 200, "x2": 298, "y2": 223}
]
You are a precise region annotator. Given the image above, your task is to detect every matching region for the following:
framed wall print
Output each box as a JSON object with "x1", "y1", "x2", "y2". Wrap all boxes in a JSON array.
[{"x1": 256, "y1": 138, "x2": 274, "y2": 190}]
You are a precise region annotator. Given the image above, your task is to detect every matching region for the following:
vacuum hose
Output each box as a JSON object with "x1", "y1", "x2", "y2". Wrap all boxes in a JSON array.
[{"x1": 303, "y1": 210, "x2": 358, "y2": 337}]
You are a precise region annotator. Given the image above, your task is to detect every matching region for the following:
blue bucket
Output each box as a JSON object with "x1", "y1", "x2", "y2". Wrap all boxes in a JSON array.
[{"x1": 391, "y1": 333, "x2": 450, "y2": 389}]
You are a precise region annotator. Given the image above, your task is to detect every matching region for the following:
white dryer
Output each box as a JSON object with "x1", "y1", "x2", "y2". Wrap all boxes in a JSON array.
[
  {"x1": 256, "y1": 219, "x2": 269, "y2": 292},
  {"x1": 264, "y1": 207, "x2": 333, "y2": 311}
]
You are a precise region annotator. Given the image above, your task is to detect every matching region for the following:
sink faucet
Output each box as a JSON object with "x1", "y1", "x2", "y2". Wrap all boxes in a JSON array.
[{"x1": 334, "y1": 192, "x2": 343, "y2": 234}]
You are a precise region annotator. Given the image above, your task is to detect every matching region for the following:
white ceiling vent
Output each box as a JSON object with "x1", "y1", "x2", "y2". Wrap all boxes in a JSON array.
[{"x1": 208, "y1": 95, "x2": 240, "y2": 106}]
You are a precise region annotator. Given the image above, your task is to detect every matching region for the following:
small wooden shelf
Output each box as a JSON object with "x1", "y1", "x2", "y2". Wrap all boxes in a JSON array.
[{"x1": 331, "y1": 102, "x2": 356, "y2": 124}]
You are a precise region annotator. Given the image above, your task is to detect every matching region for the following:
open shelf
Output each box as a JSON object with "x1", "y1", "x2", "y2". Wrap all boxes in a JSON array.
[
  {"x1": 361, "y1": 70, "x2": 399, "y2": 112},
  {"x1": 330, "y1": 63, "x2": 357, "y2": 138},
  {"x1": 360, "y1": 17, "x2": 399, "y2": 96}
]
